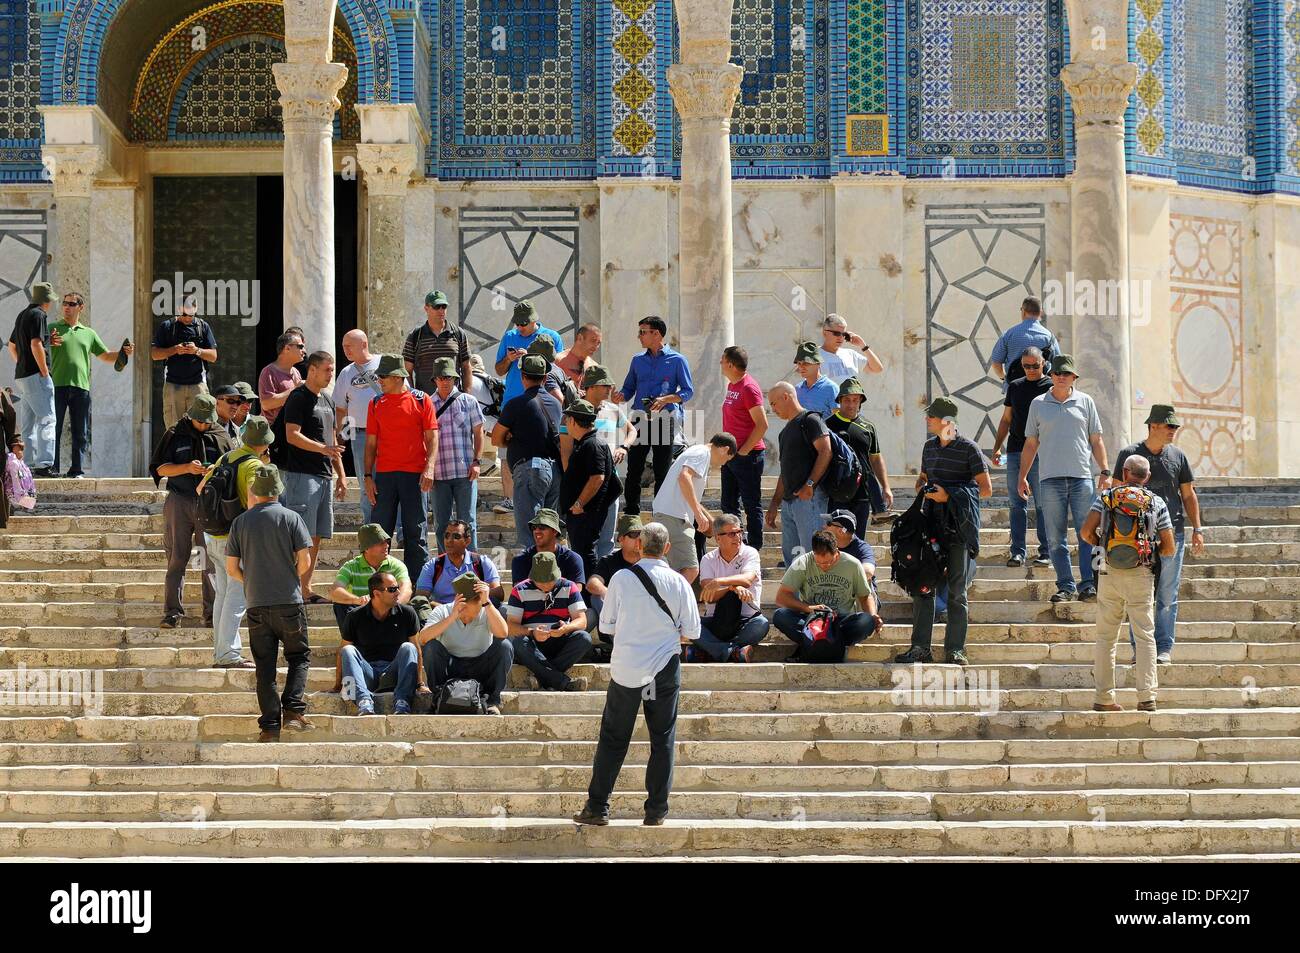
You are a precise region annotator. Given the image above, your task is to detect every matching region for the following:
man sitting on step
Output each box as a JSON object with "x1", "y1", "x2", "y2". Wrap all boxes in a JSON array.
[
  {"x1": 773, "y1": 530, "x2": 881, "y2": 664},
  {"x1": 583, "y1": 514, "x2": 643, "y2": 659},
  {"x1": 506, "y1": 551, "x2": 591, "y2": 691},
  {"x1": 338, "y1": 570, "x2": 422, "y2": 716},
  {"x1": 415, "y1": 572, "x2": 513, "y2": 715},
  {"x1": 510, "y1": 508, "x2": 586, "y2": 589},
  {"x1": 688, "y1": 513, "x2": 769, "y2": 663},
  {"x1": 414, "y1": 518, "x2": 503, "y2": 607},
  {"x1": 328, "y1": 523, "x2": 411, "y2": 632},
  {"x1": 1081, "y1": 454, "x2": 1175, "y2": 714}
]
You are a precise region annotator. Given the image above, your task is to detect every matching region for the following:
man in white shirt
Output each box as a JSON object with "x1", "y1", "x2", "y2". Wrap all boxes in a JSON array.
[
  {"x1": 649, "y1": 433, "x2": 738, "y2": 582},
  {"x1": 818, "y1": 313, "x2": 884, "y2": 385},
  {"x1": 691, "y1": 513, "x2": 768, "y2": 663},
  {"x1": 333, "y1": 329, "x2": 381, "y2": 525},
  {"x1": 574, "y1": 522, "x2": 700, "y2": 827}
]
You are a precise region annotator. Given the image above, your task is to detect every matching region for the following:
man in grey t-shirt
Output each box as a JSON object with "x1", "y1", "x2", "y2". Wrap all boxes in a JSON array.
[
  {"x1": 414, "y1": 572, "x2": 513, "y2": 712},
  {"x1": 226, "y1": 464, "x2": 315, "y2": 741}
]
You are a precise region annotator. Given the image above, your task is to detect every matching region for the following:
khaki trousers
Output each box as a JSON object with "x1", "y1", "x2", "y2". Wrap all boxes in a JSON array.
[
  {"x1": 162, "y1": 382, "x2": 208, "y2": 431},
  {"x1": 1093, "y1": 566, "x2": 1158, "y2": 705}
]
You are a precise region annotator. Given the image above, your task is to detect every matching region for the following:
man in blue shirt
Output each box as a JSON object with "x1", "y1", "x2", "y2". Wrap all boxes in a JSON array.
[
  {"x1": 793, "y1": 341, "x2": 838, "y2": 417},
  {"x1": 990, "y1": 296, "x2": 1059, "y2": 388},
  {"x1": 494, "y1": 300, "x2": 565, "y2": 408},
  {"x1": 613, "y1": 315, "x2": 694, "y2": 515}
]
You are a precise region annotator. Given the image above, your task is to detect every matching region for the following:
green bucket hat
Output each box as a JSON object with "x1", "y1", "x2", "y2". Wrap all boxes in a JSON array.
[
  {"x1": 451, "y1": 572, "x2": 482, "y2": 600},
  {"x1": 432, "y1": 356, "x2": 459, "y2": 380},
  {"x1": 530, "y1": 551, "x2": 560, "y2": 584},
  {"x1": 925, "y1": 396, "x2": 959, "y2": 420},
  {"x1": 564, "y1": 399, "x2": 597, "y2": 425},
  {"x1": 528, "y1": 507, "x2": 562, "y2": 532},
  {"x1": 581, "y1": 363, "x2": 614, "y2": 389},
  {"x1": 249, "y1": 464, "x2": 284, "y2": 498},
  {"x1": 520, "y1": 354, "x2": 548, "y2": 378},
  {"x1": 837, "y1": 377, "x2": 865, "y2": 400},
  {"x1": 357, "y1": 523, "x2": 390, "y2": 551},
  {"x1": 241, "y1": 415, "x2": 274, "y2": 448},
  {"x1": 793, "y1": 341, "x2": 822, "y2": 365},
  {"x1": 425, "y1": 290, "x2": 449, "y2": 308},
  {"x1": 377, "y1": 353, "x2": 408, "y2": 378},
  {"x1": 527, "y1": 336, "x2": 556, "y2": 363},
  {"x1": 512, "y1": 300, "x2": 536, "y2": 326},
  {"x1": 1144, "y1": 404, "x2": 1181, "y2": 427},
  {"x1": 1049, "y1": 353, "x2": 1078, "y2": 377},
  {"x1": 187, "y1": 393, "x2": 219, "y2": 425},
  {"x1": 233, "y1": 381, "x2": 257, "y2": 400},
  {"x1": 616, "y1": 514, "x2": 644, "y2": 537},
  {"x1": 30, "y1": 282, "x2": 55, "y2": 305}
]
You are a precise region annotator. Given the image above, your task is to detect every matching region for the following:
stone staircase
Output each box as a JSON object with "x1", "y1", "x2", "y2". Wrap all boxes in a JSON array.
[{"x1": 2, "y1": 474, "x2": 1300, "y2": 860}]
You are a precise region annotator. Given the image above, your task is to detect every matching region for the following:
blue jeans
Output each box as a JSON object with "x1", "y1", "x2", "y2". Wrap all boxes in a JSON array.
[
  {"x1": 773, "y1": 607, "x2": 879, "y2": 663},
  {"x1": 696, "y1": 613, "x2": 770, "y2": 661},
  {"x1": 1038, "y1": 476, "x2": 1096, "y2": 593},
  {"x1": 349, "y1": 432, "x2": 373, "y2": 525},
  {"x1": 721, "y1": 451, "x2": 765, "y2": 549},
  {"x1": 1131, "y1": 530, "x2": 1184, "y2": 654},
  {"x1": 16, "y1": 373, "x2": 55, "y2": 469},
  {"x1": 54, "y1": 384, "x2": 91, "y2": 475},
  {"x1": 512, "y1": 456, "x2": 559, "y2": 548},
  {"x1": 1005, "y1": 450, "x2": 1048, "y2": 560},
  {"x1": 373, "y1": 471, "x2": 428, "y2": 583},
  {"x1": 780, "y1": 488, "x2": 829, "y2": 565},
  {"x1": 430, "y1": 476, "x2": 478, "y2": 551},
  {"x1": 339, "y1": 641, "x2": 420, "y2": 708},
  {"x1": 596, "y1": 495, "x2": 620, "y2": 560},
  {"x1": 205, "y1": 533, "x2": 246, "y2": 665}
]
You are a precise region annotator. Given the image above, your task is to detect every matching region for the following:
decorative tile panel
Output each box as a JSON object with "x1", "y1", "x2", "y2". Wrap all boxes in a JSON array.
[
  {"x1": 1285, "y1": 0, "x2": 1300, "y2": 175},
  {"x1": 905, "y1": 0, "x2": 1065, "y2": 161},
  {"x1": 171, "y1": 38, "x2": 287, "y2": 140},
  {"x1": 610, "y1": 0, "x2": 656, "y2": 157},
  {"x1": 846, "y1": 0, "x2": 886, "y2": 114},
  {"x1": 1170, "y1": 0, "x2": 1252, "y2": 175},
  {"x1": 846, "y1": 113, "x2": 888, "y2": 154},
  {"x1": 1134, "y1": 0, "x2": 1167, "y2": 158},
  {"x1": 925, "y1": 203, "x2": 1046, "y2": 445},
  {"x1": 0, "y1": 0, "x2": 42, "y2": 173},
  {"x1": 1168, "y1": 213, "x2": 1244, "y2": 476}
]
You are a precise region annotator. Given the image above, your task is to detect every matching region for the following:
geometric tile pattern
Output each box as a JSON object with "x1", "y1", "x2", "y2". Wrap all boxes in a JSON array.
[
  {"x1": 846, "y1": 113, "x2": 888, "y2": 154},
  {"x1": 0, "y1": 209, "x2": 47, "y2": 328},
  {"x1": 610, "y1": 0, "x2": 656, "y2": 156},
  {"x1": 846, "y1": 0, "x2": 887, "y2": 114},
  {"x1": 1134, "y1": 0, "x2": 1166, "y2": 158},
  {"x1": 457, "y1": 207, "x2": 580, "y2": 356},
  {"x1": 906, "y1": 0, "x2": 1065, "y2": 160},
  {"x1": 1171, "y1": 0, "x2": 1251, "y2": 172},
  {"x1": 925, "y1": 203, "x2": 1047, "y2": 446},
  {"x1": 1168, "y1": 212, "x2": 1244, "y2": 476},
  {"x1": 1286, "y1": 0, "x2": 1300, "y2": 176},
  {"x1": 0, "y1": 0, "x2": 41, "y2": 174},
  {"x1": 172, "y1": 39, "x2": 287, "y2": 140}
]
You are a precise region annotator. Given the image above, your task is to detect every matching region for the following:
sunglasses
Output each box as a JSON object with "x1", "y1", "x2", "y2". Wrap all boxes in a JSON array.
[
  {"x1": 1021, "y1": 362, "x2": 1042, "y2": 369},
  {"x1": 219, "y1": 397, "x2": 242, "y2": 405},
  {"x1": 374, "y1": 585, "x2": 400, "y2": 594},
  {"x1": 443, "y1": 532, "x2": 467, "y2": 540},
  {"x1": 62, "y1": 301, "x2": 82, "y2": 308},
  {"x1": 431, "y1": 304, "x2": 448, "y2": 310},
  {"x1": 826, "y1": 329, "x2": 846, "y2": 338}
]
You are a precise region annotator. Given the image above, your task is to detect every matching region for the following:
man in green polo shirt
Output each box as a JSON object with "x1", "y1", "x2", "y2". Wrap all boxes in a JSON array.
[
  {"x1": 328, "y1": 523, "x2": 413, "y2": 632},
  {"x1": 48, "y1": 292, "x2": 133, "y2": 477}
]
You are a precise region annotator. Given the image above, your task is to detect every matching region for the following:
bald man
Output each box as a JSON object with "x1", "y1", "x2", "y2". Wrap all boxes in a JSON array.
[{"x1": 334, "y1": 329, "x2": 382, "y2": 524}]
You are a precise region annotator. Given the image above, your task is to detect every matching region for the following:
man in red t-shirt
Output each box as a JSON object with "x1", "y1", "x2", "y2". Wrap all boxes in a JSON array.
[
  {"x1": 719, "y1": 346, "x2": 769, "y2": 549},
  {"x1": 365, "y1": 354, "x2": 440, "y2": 582}
]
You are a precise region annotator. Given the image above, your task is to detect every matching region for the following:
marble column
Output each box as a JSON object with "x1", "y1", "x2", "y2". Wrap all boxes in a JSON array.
[
  {"x1": 1061, "y1": 0, "x2": 1139, "y2": 451},
  {"x1": 44, "y1": 146, "x2": 102, "y2": 298},
  {"x1": 274, "y1": 61, "x2": 347, "y2": 354},
  {"x1": 668, "y1": 0, "x2": 743, "y2": 424}
]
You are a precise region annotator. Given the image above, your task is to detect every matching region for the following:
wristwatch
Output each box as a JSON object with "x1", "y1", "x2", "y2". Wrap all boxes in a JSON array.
[
  {"x1": 1099, "y1": 468, "x2": 1112, "y2": 477},
  {"x1": 805, "y1": 480, "x2": 815, "y2": 488}
]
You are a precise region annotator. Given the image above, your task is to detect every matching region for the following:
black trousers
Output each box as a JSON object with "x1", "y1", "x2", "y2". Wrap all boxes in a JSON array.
[
  {"x1": 565, "y1": 505, "x2": 610, "y2": 585},
  {"x1": 585, "y1": 655, "x2": 681, "y2": 818},
  {"x1": 421, "y1": 637, "x2": 514, "y2": 706},
  {"x1": 247, "y1": 603, "x2": 310, "y2": 731},
  {"x1": 511, "y1": 630, "x2": 594, "y2": 689},
  {"x1": 624, "y1": 413, "x2": 678, "y2": 515}
]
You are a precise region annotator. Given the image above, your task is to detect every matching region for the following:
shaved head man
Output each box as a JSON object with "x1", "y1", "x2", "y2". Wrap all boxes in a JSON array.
[{"x1": 334, "y1": 328, "x2": 382, "y2": 524}]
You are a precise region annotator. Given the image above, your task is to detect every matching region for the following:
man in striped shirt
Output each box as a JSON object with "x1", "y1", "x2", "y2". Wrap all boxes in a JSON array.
[
  {"x1": 428, "y1": 357, "x2": 484, "y2": 551},
  {"x1": 403, "y1": 290, "x2": 472, "y2": 395},
  {"x1": 505, "y1": 552, "x2": 591, "y2": 691}
]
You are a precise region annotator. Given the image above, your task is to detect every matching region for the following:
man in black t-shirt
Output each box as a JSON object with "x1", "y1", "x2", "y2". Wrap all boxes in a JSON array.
[
  {"x1": 583, "y1": 514, "x2": 643, "y2": 654},
  {"x1": 492, "y1": 354, "x2": 563, "y2": 548},
  {"x1": 766, "y1": 381, "x2": 832, "y2": 565},
  {"x1": 280, "y1": 351, "x2": 347, "y2": 602},
  {"x1": 6, "y1": 282, "x2": 56, "y2": 473},
  {"x1": 338, "y1": 571, "x2": 422, "y2": 715},
  {"x1": 560, "y1": 400, "x2": 616, "y2": 584},
  {"x1": 991, "y1": 346, "x2": 1053, "y2": 567},
  {"x1": 825, "y1": 378, "x2": 894, "y2": 537},
  {"x1": 150, "y1": 297, "x2": 218, "y2": 430}
]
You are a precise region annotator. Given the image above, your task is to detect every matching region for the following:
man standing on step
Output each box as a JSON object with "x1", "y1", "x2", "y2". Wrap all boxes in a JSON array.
[
  {"x1": 991, "y1": 346, "x2": 1053, "y2": 568},
  {"x1": 224, "y1": 464, "x2": 315, "y2": 741},
  {"x1": 334, "y1": 329, "x2": 382, "y2": 526},
  {"x1": 1016, "y1": 354, "x2": 1111, "y2": 604},
  {"x1": 1082, "y1": 455, "x2": 1175, "y2": 713},
  {"x1": 765, "y1": 381, "x2": 832, "y2": 566},
  {"x1": 429, "y1": 356, "x2": 484, "y2": 551},
  {"x1": 506, "y1": 551, "x2": 591, "y2": 692},
  {"x1": 989, "y1": 296, "x2": 1058, "y2": 387},
  {"x1": 211, "y1": 385, "x2": 243, "y2": 442},
  {"x1": 574, "y1": 522, "x2": 699, "y2": 827},
  {"x1": 792, "y1": 342, "x2": 838, "y2": 418},
  {"x1": 257, "y1": 331, "x2": 304, "y2": 426},
  {"x1": 561, "y1": 399, "x2": 618, "y2": 584},
  {"x1": 493, "y1": 354, "x2": 562, "y2": 548},
  {"x1": 198, "y1": 416, "x2": 274, "y2": 669},
  {"x1": 151, "y1": 295, "x2": 218, "y2": 430},
  {"x1": 650, "y1": 433, "x2": 737, "y2": 585},
  {"x1": 6, "y1": 282, "x2": 57, "y2": 475},
  {"x1": 895, "y1": 398, "x2": 992, "y2": 667},
  {"x1": 818, "y1": 313, "x2": 885, "y2": 385},
  {"x1": 719, "y1": 346, "x2": 769, "y2": 550},
  {"x1": 149, "y1": 394, "x2": 233, "y2": 630},
  {"x1": 1115, "y1": 405, "x2": 1205, "y2": 665},
  {"x1": 405, "y1": 290, "x2": 473, "y2": 396},
  {"x1": 826, "y1": 377, "x2": 893, "y2": 536}
]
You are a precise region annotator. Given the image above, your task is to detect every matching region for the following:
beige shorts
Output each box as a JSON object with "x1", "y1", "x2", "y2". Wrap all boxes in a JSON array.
[{"x1": 653, "y1": 513, "x2": 699, "y2": 572}]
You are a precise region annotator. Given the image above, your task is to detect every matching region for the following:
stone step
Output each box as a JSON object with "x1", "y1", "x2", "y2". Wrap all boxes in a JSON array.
[{"x1": 1, "y1": 817, "x2": 1297, "y2": 859}]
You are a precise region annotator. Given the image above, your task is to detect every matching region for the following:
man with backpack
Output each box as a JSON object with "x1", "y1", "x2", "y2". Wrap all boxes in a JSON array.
[
  {"x1": 403, "y1": 290, "x2": 472, "y2": 395},
  {"x1": 150, "y1": 394, "x2": 234, "y2": 630},
  {"x1": 650, "y1": 433, "x2": 737, "y2": 584},
  {"x1": 1081, "y1": 455, "x2": 1176, "y2": 712},
  {"x1": 415, "y1": 519, "x2": 504, "y2": 606},
  {"x1": 765, "y1": 382, "x2": 837, "y2": 566},
  {"x1": 493, "y1": 354, "x2": 563, "y2": 548},
  {"x1": 150, "y1": 295, "x2": 218, "y2": 430},
  {"x1": 826, "y1": 377, "x2": 893, "y2": 535},
  {"x1": 562, "y1": 399, "x2": 621, "y2": 584},
  {"x1": 773, "y1": 530, "x2": 880, "y2": 663},
  {"x1": 895, "y1": 397, "x2": 992, "y2": 667},
  {"x1": 415, "y1": 573, "x2": 512, "y2": 716},
  {"x1": 989, "y1": 296, "x2": 1058, "y2": 387},
  {"x1": 197, "y1": 416, "x2": 273, "y2": 668}
]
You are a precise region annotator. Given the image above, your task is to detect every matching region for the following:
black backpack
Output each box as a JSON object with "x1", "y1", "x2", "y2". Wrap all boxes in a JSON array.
[
  {"x1": 436, "y1": 678, "x2": 487, "y2": 715},
  {"x1": 197, "y1": 449, "x2": 252, "y2": 536},
  {"x1": 822, "y1": 427, "x2": 865, "y2": 503},
  {"x1": 889, "y1": 490, "x2": 948, "y2": 598},
  {"x1": 474, "y1": 371, "x2": 505, "y2": 418}
]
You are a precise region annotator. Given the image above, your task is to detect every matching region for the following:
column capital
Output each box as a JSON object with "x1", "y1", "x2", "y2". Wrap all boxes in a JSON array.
[
  {"x1": 1060, "y1": 61, "x2": 1138, "y2": 126},
  {"x1": 42, "y1": 144, "x2": 104, "y2": 197},
  {"x1": 273, "y1": 61, "x2": 348, "y2": 124},
  {"x1": 667, "y1": 63, "x2": 743, "y2": 121},
  {"x1": 355, "y1": 142, "x2": 420, "y2": 195},
  {"x1": 674, "y1": 0, "x2": 737, "y2": 64},
  {"x1": 282, "y1": 0, "x2": 340, "y2": 62}
]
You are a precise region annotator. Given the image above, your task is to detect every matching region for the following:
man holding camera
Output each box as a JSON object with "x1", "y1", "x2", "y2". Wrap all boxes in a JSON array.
[{"x1": 506, "y1": 551, "x2": 591, "y2": 692}]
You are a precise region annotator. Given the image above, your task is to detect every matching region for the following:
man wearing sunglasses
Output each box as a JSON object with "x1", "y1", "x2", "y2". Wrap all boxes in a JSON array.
[
  {"x1": 257, "y1": 331, "x2": 305, "y2": 425},
  {"x1": 818, "y1": 313, "x2": 884, "y2": 385},
  {"x1": 337, "y1": 571, "x2": 422, "y2": 716},
  {"x1": 414, "y1": 519, "x2": 503, "y2": 607},
  {"x1": 151, "y1": 295, "x2": 218, "y2": 430},
  {"x1": 211, "y1": 384, "x2": 244, "y2": 442},
  {"x1": 991, "y1": 346, "x2": 1053, "y2": 568}
]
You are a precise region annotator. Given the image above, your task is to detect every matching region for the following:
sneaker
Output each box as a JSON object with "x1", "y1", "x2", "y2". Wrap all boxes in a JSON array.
[
  {"x1": 1006, "y1": 555, "x2": 1025, "y2": 568},
  {"x1": 1033, "y1": 555, "x2": 1052, "y2": 567},
  {"x1": 894, "y1": 646, "x2": 933, "y2": 664},
  {"x1": 573, "y1": 807, "x2": 609, "y2": 826},
  {"x1": 215, "y1": 659, "x2": 255, "y2": 670},
  {"x1": 1156, "y1": 652, "x2": 1171, "y2": 665},
  {"x1": 30, "y1": 466, "x2": 56, "y2": 478},
  {"x1": 485, "y1": 704, "x2": 503, "y2": 716},
  {"x1": 643, "y1": 813, "x2": 667, "y2": 827},
  {"x1": 946, "y1": 649, "x2": 970, "y2": 667},
  {"x1": 493, "y1": 499, "x2": 514, "y2": 514},
  {"x1": 481, "y1": 459, "x2": 499, "y2": 476},
  {"x1": 257, "y1": 730, "x2": 281, "y2": 743},
  {"x1": 730, "y1": 644, "x2": 754, "y2": 663},
  {"x1": 562, "y1": 676, "x2": 590, "y2": 692},
  {"x1": 1050, "y1": 589, "x2": 1074, "y2": 603},
  {"x1": 1092, "y1": 702, "x2": 1124, "y2": 713},
  {"x1": 159, "y1": 612, "x2": 181, "y2": 629},
  {"x1": 393, "y1": 700, "x2": 412, "y2": 715},
  {"x1": 64, "y1": 472, "x2": 85, "y2": 479},
  {"x1": 1078, "y1": 587, "x2": 1098, "y2": 603},
  {"x1": 283, "y1": 712, "x2": 314, "y2": 732},
  {"x1": 355, "y1": 699, "x2": 375, "y2": 716}
]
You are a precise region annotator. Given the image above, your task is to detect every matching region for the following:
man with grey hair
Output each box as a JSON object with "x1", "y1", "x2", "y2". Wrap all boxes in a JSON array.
[
  {"x1": 818, "y1": 313, "x2": 884, "y2": 385},
  {"x1": 574, "y1": 521, "x2": 700, "y2": 826},
  {"x1": 692, "y1": 513, "x2": 768, "y2": 662},
  {"x1": 992, "y1": 345, "x2": 1053, "y2": 567}
]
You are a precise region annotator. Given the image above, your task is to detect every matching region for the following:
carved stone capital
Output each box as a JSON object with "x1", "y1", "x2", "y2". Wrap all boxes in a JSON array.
[
  {"x1": 282, "y1": 0, "x2": 340, "y2": 62},
  {"x1": 1061, "y1": 61, "x2": 1138, "y2": 125},
  {"x1": 355, "y1": 142, "x2": 420, "y2": 195},
  {"x1": 42, "y1": 145, "x2": 104, "y2": 197},
  {"x1": 667, "y1": 63, "x2": 743, "y2": 121},
  {"x1": 674, "y1": 0, "x2": 737, "y2": 64},
  {"x1": 273, "y1": 62, "x2": 349, "y2": 125}
]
